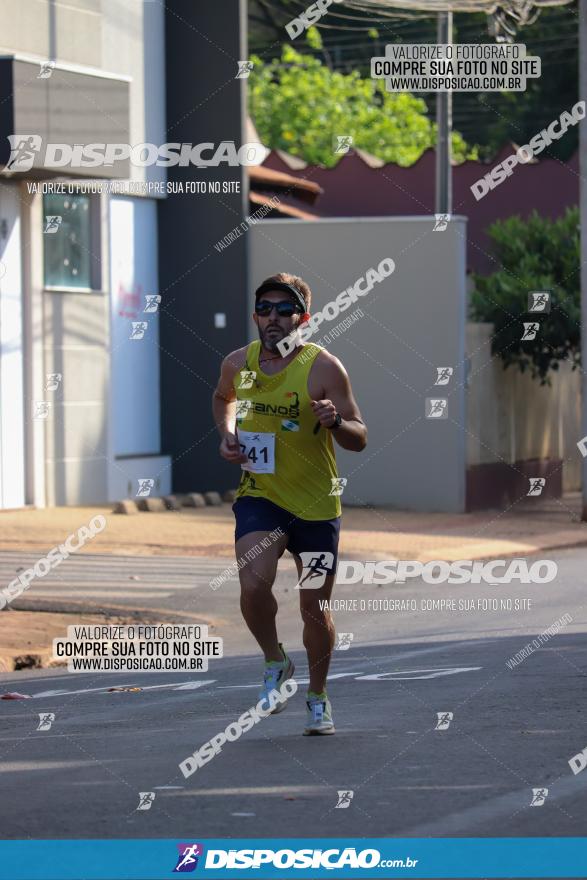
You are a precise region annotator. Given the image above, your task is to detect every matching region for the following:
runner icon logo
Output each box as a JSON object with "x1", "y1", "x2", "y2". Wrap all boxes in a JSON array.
[
  {"x1": 144, "y1": 294, "x2": 161, "y2": 313},
  {"x1": 435, "y1": 711, "x2": 453, "y2": 731},
  {"x1": 527, "y1": 477, "x2": 546, "y2": 497},
  {"x1": 6, "y1": 134, "x2": 42, "y2": 172},
  {"x1": 522, "y1": 321, "x2": 539, "y2": 341},
  {"x1": 136, "y1": 478, "x2": 155, "y2": 497},
  {"x1": 530, "y1": 788, "x2": 548, "y2": 806},
  {"x1": 433, "y1": 213, "x2": 451, "y2": 231},
  {"x1": 238, "y1": 370, "x2": 256, "y2": 389},
  {"x1": 43, "y1": 215, "x2": 62, "y2": 233},
  {"x1": 296, "y1": 551, "x2": 334, "y2": 589},
  {"x1": 236, "y1": 60, "x2": 254, "y2": 79},
  {"x1": 45, "y1": 373, "x2": 62, "y2": 392},
  {"x1": 136, "y1": 792, "x2": 155, "y2": 811},
  {"x1": 37, "y1": 713, "x2": 55, "y2": 731},
  {"x1": 130, "y1": 321, "x2": 148, "y2": 340},
  {"x1": 33, "y1": 401, "x2": 51, "y2": 420},
  {"x1": 335, "y1": 790, "x2": 354, "y2": 809},
  {"x1": 329, "y1": 477, "x2": 347, "y2": 496},
  {"x1": 173, "y1": 843, "x2": 204, "y2": 873},
  {"x1": 37, "y1": 60, "x2": 56, "y2": 79},
  {"x1": 434, "y1": 367, "x2": 453, "y2": 386},
  {"x1": 528, "y1": 291, "x2": 551, "y2": 313},
  {"x1": 335, "y1": 135, "x2": 353, "y2": 154},
  {"x1": 236, "y1": 399, "x2": 253, "y2": 421},
  {"x1": 426, "y1": 398, "x2": 448, "y2": 419},
  {"x1": 335, "y1": 632, "x2": 354, "y2": 651}
]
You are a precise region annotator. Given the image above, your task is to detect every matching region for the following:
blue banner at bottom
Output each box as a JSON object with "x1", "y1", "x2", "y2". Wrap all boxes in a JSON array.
[{"x1": 1, "y1": 838, "x2": 587, "y2": 880}]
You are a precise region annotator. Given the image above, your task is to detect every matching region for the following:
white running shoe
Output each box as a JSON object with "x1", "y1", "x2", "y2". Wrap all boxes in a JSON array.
[
  {"x1": 258, "y1": 643, "x2": 295, "y2": 714},
  {"x1": 303, "y1": 692, "x2": 335, "y2": 735}
]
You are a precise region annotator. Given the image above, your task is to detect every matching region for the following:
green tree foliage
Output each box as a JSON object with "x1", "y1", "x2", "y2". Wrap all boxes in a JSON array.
[
  {"x1": 248, "y1": 43, "x2": 472, "y2": 168},
  {"x1": 248, "y1": 2, "x2": 578, "y2": 162},
  {"x1": 470, "y1": 208, "x2": 580, "y2": 384},
  {"x1": 454, "y1": 6, "x2": 578, "y2": 160}
]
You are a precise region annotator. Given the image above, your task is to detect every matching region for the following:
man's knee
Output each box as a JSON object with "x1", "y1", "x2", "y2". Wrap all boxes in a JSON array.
[
  {"x1": 240, "y1": 577, "x2": 274, "y2": 602},
  {"x1": 300, "y1": 596, "x2": 332, "y2": 625}
]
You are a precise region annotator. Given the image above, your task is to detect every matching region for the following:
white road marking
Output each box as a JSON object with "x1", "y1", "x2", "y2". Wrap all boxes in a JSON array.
[
  {"x1": 31, "y1": 680, "x2": 216, "y2": 699},
  {"x1": 403, "y1": 774, "x2": 587, "y2": 836},
  {"x1": 216, "y1": 671, "x2": 364, "y2": 689},
  {"x1": 24, "y1": 667, "x2": 483, "y2": 699},
  {"x1": 355, "y1": 666, "x2": 482, "y2": 681},
  {"x1": 25, "y1": 591, "x2": 174, "y2": 600},
  {"x1": 173, "y1": 681, "x2": 215, "y2": 690}
]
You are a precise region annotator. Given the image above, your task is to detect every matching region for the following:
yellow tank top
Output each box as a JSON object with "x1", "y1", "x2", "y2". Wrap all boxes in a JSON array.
[{"x1": 233, "y1": 341, "x2": 341, "y2": 520}]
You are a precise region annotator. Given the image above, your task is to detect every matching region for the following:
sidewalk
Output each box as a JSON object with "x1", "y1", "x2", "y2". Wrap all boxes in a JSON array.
[
  {"x1": 1, "y1": 492, "x2": 586, "y2": 562},
  {"x1": 0, "y1": 610, "x2": 146, "y2": 674}
]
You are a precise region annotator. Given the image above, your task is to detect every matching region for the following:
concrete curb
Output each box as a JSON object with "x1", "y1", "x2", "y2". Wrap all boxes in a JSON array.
[{"x1": 113, "y1": 491, "x2": 237, "y2": 513}]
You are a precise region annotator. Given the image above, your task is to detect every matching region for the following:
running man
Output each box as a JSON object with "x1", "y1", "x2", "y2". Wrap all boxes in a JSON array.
[{"x1": 212, "y1": 273, "x2": 367, "y2": 734}]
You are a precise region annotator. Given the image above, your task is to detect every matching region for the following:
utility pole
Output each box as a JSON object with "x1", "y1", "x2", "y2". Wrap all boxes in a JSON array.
[
  {"x1": 580, "y1": 0, "x2": 587, "y2": 519},
  {"x1": 435, "y1": 11, "x2": 453, "y2": 214}
]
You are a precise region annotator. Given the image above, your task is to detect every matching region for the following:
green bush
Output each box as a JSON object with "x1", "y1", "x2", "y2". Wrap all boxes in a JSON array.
[
  {"x1": 470, "y1": 208, "x2": 580, "y2": 384},
  {"x1": 248, "y1": 44, "x2": 473, "y2": 168}
]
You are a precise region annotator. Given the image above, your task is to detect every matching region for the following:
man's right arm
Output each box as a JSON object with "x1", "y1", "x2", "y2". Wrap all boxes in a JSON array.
[{"x1": 212, "y1": 348, "x2": 248, "y2": 463}]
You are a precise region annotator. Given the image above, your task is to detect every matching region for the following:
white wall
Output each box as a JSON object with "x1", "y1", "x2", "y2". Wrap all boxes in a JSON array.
[
  {"x1": 0, "y1": 184, "x2": 25, "y2": 508},
  {"x1": 0, "y1": 1, "x2": 168, "y2": 505},
  {"x1": 0, "y1": 0, "x2": 167, "y2": 188},
  {"x1": 109, "y1": 196, "x2": 161, "y2": 458},
  {"x1": 467, "y1": 322, "x2": 581, "y2": 492},
  {"x1": 250, "y1": 217, "x2": 468, "y2": 512},
  {"x1": 101, "y1": 0, "x2": 167, "y2": 187}
]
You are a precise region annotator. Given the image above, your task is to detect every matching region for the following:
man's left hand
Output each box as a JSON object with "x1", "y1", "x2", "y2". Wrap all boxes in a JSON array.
[{"x1": 311, "y1": 398, "x2": 338, "y2": 428}]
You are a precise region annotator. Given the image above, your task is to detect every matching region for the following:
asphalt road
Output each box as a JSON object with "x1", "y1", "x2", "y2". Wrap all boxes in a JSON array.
[{"x1": 1, "y1": 547, "x2": 587, "y2": 841}]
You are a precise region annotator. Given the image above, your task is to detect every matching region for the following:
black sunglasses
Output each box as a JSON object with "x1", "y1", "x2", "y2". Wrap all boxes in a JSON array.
[{"x1": 255, "y1": 300, "x2": 302, "y2": 317}]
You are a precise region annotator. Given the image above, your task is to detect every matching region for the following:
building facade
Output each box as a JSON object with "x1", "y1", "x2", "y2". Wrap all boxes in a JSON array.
[{"x1": 0, "y1": 0, "x2": 248, "y2": 509}]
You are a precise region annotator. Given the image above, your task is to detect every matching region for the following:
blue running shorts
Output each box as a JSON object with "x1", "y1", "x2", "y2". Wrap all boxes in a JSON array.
[{"x1": 232, "y1": 496, "x2": 341, "y2": 568}]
